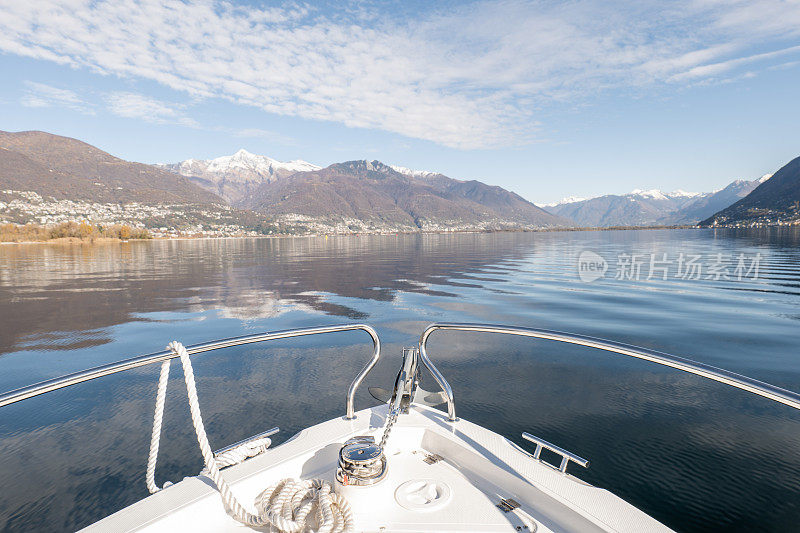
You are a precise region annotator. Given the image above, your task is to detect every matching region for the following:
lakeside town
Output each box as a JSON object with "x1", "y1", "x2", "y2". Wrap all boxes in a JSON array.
[
  {"x1": 3, "y1": 186, "x2": 799, "y2": 244},
  {"x1": 0, "y1": 188, "x2": 565, "y2": 241},
  {"x1": 0, "y1": 189, "x2": 265, "y2": 239}
]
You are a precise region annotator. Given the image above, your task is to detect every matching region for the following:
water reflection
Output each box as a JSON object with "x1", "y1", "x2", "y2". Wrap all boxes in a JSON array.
[
  {"x1": 0, "y1": 229, "x2": 799, "y2": 531},
  {"x1": 0, "y1": 234, "x2": 546, "y2": 355}
]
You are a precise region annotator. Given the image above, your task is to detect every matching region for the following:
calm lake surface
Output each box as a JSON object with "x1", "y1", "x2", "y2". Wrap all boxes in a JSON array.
[{"x1": 1, "y1": 229, "x2": 799, "y2": 532}]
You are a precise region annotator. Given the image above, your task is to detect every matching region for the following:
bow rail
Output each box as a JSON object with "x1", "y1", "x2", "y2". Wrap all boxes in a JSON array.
[
  {"x1": 0, "y1": 324, "x2": 381, "y2": 420},
  {"x1": 418, "y1": 322, "x2": 800, "y2": 422},
  {"x1": 4, "y1": 321, "x2": 799, "y2": 426}
]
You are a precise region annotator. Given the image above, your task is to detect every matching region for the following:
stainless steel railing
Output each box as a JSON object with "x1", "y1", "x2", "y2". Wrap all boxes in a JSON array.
[
  {"x1": 0, "y1": 324, "x2": 381, "y2": 420},
  {"x1": 5, "y1": 321, "x2": 799, "y2": 428},
  {"x1": 521, "y1": 432, "x2": 589, "y2": 473},
  {"x1": 419, "y1": 322, "x2": 800, "y2": 422}
]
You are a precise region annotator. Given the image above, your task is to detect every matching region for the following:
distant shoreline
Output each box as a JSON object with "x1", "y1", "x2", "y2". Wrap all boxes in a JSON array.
[
  {"x1": 0, "y1": 221, "x2": 152, "y2": 245},
  {"x1": 0, "y1": 236, "x2": 139, "y2": 245},
  {"x1": 4, "y1": 225, "x2": 798, "y2": 246},
  {"x1": 0, "y1": 225, "x2": 707, "y2": 246}
]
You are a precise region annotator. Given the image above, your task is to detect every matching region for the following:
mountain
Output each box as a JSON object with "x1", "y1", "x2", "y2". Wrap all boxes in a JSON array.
[
  {"x1": 701, "y1": 157, "x2": 800, "y2": 226},
  {"x1": 1, "y1": 131, "x2": 567, "y2": 234},
  {"x1": 673, "y1": 176, "x2": 769, "y2": 225},
  {"x1": 389, "y1": 165, "x2": 438, "y2": 180},
  {"x1": 544, "y1": 189, "x2": 701, "y2": 227},
  {"x1": 160, "y1": 152, "x2": 566, "y2": 230},
  {"x1": 391, "y1": 166, "x2": 565, "y2": 223},
  {"x1": 160, "y1": 149, "x2": 320, "y2": 203},
  {"x1": 0, "y1": 130, "x2": 221, "y2": 205},
  {"x1": 240, "y1": 160, "x2": 568, "y2": 231},
  {"x1": 7, "y1": 129, "x2": 790, "y2": 234},
  {"x1": 544, "y1": 178, "x2": 767, "y2": 227}
]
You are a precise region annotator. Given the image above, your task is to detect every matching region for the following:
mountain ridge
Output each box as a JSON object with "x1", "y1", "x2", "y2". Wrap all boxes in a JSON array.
[
  {"x1": 0, "y1": 130, "x2": 223, "y2": 205},
  {"x1": 158, "y1": 149, "x2": 320, "y2": 203},
  {"x1": 1, "y1": 132, "x2": 568, "y2": 233},
  {"x1": 701, "y1": 157, "x2": 800, "y2": 226},
  {"x1": 239, "y1": 159, "x2": 568, "y2": 231},
  {"x1": 9, "y1": 130, "x2": 791, "y2": 233},
  {"x1": 544, "y1": 178, "x2": 770, "y2": 227}
]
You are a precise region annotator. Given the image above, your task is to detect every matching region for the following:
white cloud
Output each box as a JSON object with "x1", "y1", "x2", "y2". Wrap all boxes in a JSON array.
[
  {"x1": 233, "y1": 128, "x2": 295, "y2": 145},
  {"x1": 2, "y1": 0, "x2": 800, "y2": 149},
  {"x1": 669, "y1": 44, "x2": 800, "y2": 82},
  {"x1": 105, "y1": 92, "x2": 198, "y2": 127},
  {"x1": 20, "y1": 81, "x2": 93, "y2": 113}
]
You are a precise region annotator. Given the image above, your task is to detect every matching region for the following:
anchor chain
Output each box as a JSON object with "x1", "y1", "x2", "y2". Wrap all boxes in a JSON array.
[{"x1": 379, "y1": 409, "x2": 399, "y2": 450}]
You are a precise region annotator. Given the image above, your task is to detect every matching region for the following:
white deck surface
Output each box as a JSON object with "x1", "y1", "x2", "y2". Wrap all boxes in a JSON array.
[{"x1": 82, "y1": 404, "x2": 673, "y2": 532}]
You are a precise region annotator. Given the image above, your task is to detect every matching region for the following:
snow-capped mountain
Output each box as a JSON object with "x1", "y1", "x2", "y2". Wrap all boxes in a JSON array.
[
  {"x1": 239, "y1": 159, "x2": 568, "y2": 229},
  {"x1": 539, "y1": 196, "x2": 588, "y2": 208},
  {"x1": 630, "y1": 189, "x2": 703, "y2": 200},
  {"x1": 701, "y1": 160, "x2": 797, "y2": 226},
  {"x1": 389, "y1": 164, "x2": 439, "y2": 180},
  {"x1": 541, "y1": 189, "x2": 701, "y2": 209},
  {"x1": 160, "y1": 149, "x2": 320, "y2": 203},
  {"x1": 545, "y1": 179, "x2": 769, "y2": 227}
]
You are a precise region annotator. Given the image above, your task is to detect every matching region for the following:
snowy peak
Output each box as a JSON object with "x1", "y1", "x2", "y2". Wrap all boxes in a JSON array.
[
  {"x1": 538, "y1": 196, "x2": 588, "y2": 208},
  {"x1": 203, "y1": 149, "x2": 320, "y2": 175},
  {"x1": 667, "y1": 189, "x2": 702, "y2": 198},
  {"x1": 160, "y1": 150, "x2": 321, "y2": 203},
  {"x1": 542, "y1": 189, "x2": 699, "y2": 208},
  {"x1": 546, "y1": 174, "x2": 769, "y2": 227},
  {"x1": 390, "y1": 164, "x2": 439, "y2": 180},
  {"x1": 629, "y1": 189, "x2": 668, "y2": 200},
  {"x1": 628, "y1": 189, "x2": 701, "y2": 200}
]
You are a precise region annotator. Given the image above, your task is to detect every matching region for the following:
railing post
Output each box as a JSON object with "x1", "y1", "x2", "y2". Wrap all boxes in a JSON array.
[
  {"x1": 418, "y1": 326, "x2": 457, "y2": 422},
  {"x1": 345, "y1": 325, "x2": 381, "y2": 419}
]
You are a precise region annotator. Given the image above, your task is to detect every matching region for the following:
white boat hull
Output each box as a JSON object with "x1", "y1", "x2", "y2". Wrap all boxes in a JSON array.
[{"x1": 83, "y1": 403, "x2": 672, "y2": 533}]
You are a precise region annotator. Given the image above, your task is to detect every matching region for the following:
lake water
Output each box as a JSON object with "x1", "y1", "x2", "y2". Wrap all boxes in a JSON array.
[{"x1": 1, "y1": 229, "x2": 799, "y2": 532}]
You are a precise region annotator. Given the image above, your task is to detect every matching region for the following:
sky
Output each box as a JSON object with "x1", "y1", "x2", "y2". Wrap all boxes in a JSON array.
[{"x1": 1, "y1": 0, "x2": 799, "y2": 205}]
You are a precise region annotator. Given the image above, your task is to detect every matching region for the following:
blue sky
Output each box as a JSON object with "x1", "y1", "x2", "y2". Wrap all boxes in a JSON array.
[{"x1": 1, "y1": 0, "x2": 799, "y2": 204}]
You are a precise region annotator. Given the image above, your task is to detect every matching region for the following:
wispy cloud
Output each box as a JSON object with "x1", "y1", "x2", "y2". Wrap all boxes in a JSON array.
[
  {"x1": 669, "y1": 44, "x2": 800, "y2": 82},
  {"x1": 21, "y1": 81, "x2": 93, "y2": 114},
  {"x1": 2, "y1": 0, "x2": 799, "y2": 149},
  {"x1": 233, "y1": 128, "x2": 296, "y2": 145},
  {"x1": 105, "y1": 92, "x2": 198, "y2": 127}
]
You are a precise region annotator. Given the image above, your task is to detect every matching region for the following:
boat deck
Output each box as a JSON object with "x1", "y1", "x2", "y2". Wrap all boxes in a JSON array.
[{"x1": 82, "y1": 404, "x2": 671, "y2": 532}]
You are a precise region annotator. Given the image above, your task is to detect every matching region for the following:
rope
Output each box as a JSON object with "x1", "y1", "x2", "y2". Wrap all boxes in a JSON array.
[
  {"x1": 207, "y1": 436, "x2": 273, "y2": 471},
  {"x1": 145, "y1": 341, "x2": 354, "y2": 532},
  {"x1": 255, "y1": 479, "x2": 354, "y2": 533},
  {"x1": 146, "y1": 359, "x2": 171, "y2": 494}
]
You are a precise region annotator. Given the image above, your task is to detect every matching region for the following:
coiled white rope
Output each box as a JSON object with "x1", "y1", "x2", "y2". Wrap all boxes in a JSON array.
[
  {"x1": 255, "y1": 478, "x2": 353, "y2": 533},
  {"x1": 146, "y1": 341, "x2": 354, "y2": 532}
]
